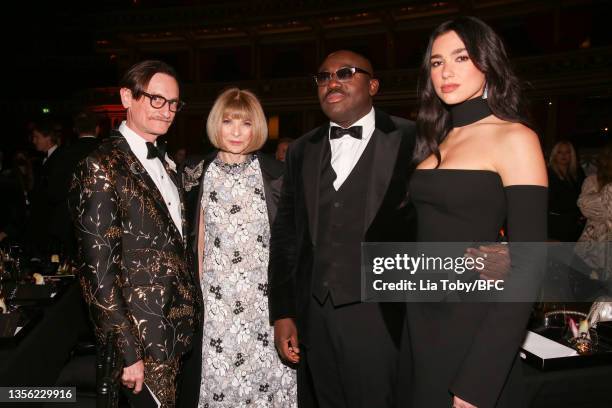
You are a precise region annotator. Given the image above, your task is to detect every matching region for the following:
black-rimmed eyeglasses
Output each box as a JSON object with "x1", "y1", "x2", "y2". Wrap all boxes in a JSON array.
[
  {"x1": 140, "y1": 91, "x2": 186, "y2": 112},
  {"x1": 313, "y1": 67, "x2": 372, "y2": 87}
]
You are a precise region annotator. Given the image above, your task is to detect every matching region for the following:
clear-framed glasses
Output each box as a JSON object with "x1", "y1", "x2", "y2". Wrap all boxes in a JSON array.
[
  {"x1": 313, "y1": 66, "x2": 372, "y2": 87},
  {"x1": 140, "y1": 91, "x2": 186, "y2": 112}
]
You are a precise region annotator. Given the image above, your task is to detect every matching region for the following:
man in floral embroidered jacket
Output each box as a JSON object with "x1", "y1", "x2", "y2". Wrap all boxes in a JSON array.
[{"x1": 69, "y1": 60, "x2": 200, "y2": 407}]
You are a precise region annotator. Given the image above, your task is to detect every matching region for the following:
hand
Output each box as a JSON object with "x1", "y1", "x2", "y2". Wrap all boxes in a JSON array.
[
  {"x1": 465, "y1": 243, "x2": 510, "y2": 280},
  {"x1": 274, "y1": 318, "x2": 300, "y2": 364},
  {"x1": 121, "y1": 360, "x2": 145, "y2": 394},
  {"x1": 453, "y1": 395, "x2": 478, "y2": 408}
]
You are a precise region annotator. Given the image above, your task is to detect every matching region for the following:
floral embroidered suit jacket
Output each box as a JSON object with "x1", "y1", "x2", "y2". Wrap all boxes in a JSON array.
[{"x1": 69, "y1": 132, "x2": 201, "y2": 366}]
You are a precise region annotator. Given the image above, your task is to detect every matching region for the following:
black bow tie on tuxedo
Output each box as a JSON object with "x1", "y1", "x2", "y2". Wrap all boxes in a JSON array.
[
  {"x1": 146, "y1": 140, "x2": 167, "y2": 163},
  {"x1": 329, "y1": 125, "x2": 363, "y2": 140}
]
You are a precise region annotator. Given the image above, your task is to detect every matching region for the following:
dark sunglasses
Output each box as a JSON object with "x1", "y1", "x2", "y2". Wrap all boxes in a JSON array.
[{"x1": 313, "y1": 66, "x2": 372, "y2": 86}]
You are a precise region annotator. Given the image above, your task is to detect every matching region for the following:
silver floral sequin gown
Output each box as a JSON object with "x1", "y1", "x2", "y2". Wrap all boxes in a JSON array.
[{"x1": 198, "y1": 155, "x2": 297, "y2": 408}]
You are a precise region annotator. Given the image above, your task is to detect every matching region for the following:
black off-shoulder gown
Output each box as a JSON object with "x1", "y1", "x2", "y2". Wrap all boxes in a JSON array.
[{"x1": 399, "y1": 169, "x2": 547, "y2": 408}]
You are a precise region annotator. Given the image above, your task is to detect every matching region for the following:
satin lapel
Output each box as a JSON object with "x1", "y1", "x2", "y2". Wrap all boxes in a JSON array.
[
  {"x1": 302, "y1": 126, "x2": 328, "y2": 245},
  {"x1": 363, "y1": 127, "x2": 402, "y2": 233},
  {"x1": 114, "y1": 136, "x2": 183, "y2": 242}
]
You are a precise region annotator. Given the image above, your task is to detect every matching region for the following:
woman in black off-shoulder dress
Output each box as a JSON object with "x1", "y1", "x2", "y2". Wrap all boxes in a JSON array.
[{"x1": 399, "y1": 17, "x2": 548, "y2": 408}]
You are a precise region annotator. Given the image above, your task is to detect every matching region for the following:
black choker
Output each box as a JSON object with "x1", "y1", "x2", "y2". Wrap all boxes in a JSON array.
[{"x1": 450, "y1": 97, "x2": 492, "y2": 128}]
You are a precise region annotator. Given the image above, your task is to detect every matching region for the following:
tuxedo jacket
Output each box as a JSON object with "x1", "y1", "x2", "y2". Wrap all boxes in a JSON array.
[
  {"x1": 177, "y1": 151, "x2": 284, "y2": 408},
  {"x1": 28, "y1": 146, "x2": 72, "y2": 255},
  {"x1": 69, "y1": 132, "x2": 200, "y2": 366},
  {"x1": 268, "y1": 108, "x2": 416, "y2": 334}
]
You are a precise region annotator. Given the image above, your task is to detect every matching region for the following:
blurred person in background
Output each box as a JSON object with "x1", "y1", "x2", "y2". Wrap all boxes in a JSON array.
[
  {"x1": 547, "y1": 141, "x2": 585, "y2": 241},
  {"x1": 275, "y1": 137, "x2": 293, "y2": 162},
  {"x1": 576, "y1": 142, "x2": 612, "y2": 277},
  {"x1": 172, "y1": 146, "x2": 188, "y2": 173},
  {"x1": 67, "y1": 110, "x2": 101, "y2": 167},
  {"x1": 27, "y1": 119, "x2": 70, "y2": 259},
  {"x1": 0, "y1": 150, "x2": 35, "y2": 244}
]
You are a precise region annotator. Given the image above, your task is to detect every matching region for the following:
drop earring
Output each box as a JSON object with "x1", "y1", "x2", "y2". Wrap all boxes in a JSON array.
[{"x1": 482, "y1": 83, "x2": 489, "y2": 100}]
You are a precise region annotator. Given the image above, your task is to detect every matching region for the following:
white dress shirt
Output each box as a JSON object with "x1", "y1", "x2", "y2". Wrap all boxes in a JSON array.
[
  {"x1": 328, "y1": 107, "x2": 376, "y2": 190},
  {"x1": 119, "y1": 121, "x2": 183, "y2": 237},
  {"x1": 43, "y1": 144, "x2": 58, "y2": 165}
]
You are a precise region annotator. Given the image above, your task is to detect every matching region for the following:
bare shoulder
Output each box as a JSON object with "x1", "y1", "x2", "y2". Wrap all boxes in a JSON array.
[
  {"x1": 494, "y1": 122, "x2": 540, "y2": 151},
  {"x1": 491, "y1": 122, "x2": 547, "y2": 187}
]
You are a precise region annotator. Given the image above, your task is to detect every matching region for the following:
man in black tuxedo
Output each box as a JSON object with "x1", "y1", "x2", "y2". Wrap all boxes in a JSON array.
[
  {"x1": 68, "y1": 110, "x2": 101, "y2": 165},
  {"x1": 269, "y1": 50, "x2": 416, "y2": 408},
  {"x1": 28, "y1": 120, "x2": 68, "y2": 258}
]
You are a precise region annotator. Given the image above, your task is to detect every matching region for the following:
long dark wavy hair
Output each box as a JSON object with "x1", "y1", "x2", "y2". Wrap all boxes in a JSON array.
[{"x1": 414, "y1": 16, "x2": 530, "y2": 167}]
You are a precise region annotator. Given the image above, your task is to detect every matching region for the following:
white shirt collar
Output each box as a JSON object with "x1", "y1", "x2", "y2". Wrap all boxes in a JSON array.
[
  {"x1": 118, "y1": 121, "x2": 176, "y2": 171},
  {"x1": 119, "y1": 121, "x2": 149, "y2": 162},
  {"x1": 329, "y1": 107, "x2": 375, "y2": 141},
  {"x1": 47, "y1": 144, "x2": 58, "y2": 157}
]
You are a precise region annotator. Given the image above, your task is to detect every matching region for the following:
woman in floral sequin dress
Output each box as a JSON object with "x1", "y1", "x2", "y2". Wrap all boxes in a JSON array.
[{"x1": 181, "y1": 88, "x2": 296, "y2": 408}]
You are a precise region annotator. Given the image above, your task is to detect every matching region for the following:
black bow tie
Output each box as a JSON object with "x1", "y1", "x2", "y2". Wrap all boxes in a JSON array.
[
  {"x1": 146, "y1": 140, "x2": 167, "y2": 163},
  {"x1": 330, "y1": 126, "x2": 363, "y2": 140}
]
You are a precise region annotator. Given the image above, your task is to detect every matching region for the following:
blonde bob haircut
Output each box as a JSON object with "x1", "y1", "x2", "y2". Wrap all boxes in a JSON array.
[{"x1": 206, "y1": 88, "x2": 268, "y2": 154}]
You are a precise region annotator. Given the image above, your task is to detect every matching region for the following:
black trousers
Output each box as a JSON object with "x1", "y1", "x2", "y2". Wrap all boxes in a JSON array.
[
  {"x1": 176, "y1": 325, "x2": 203, "y2": 408},
  {"x1": 300, "y1": 295, "x2": 405, "y2": 408}
]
